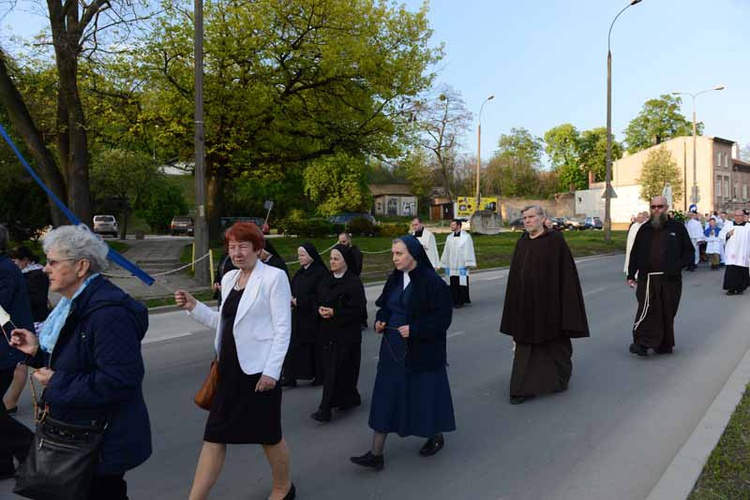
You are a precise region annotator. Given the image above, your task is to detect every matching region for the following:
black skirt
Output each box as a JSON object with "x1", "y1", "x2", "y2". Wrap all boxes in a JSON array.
[{"x1": 204, "y1": 287, "x2": 283, "y2": 445}]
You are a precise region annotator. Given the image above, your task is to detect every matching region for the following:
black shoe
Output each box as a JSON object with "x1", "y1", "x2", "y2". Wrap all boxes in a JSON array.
[
  {"x1": 509, "y1": 395, "x2": 535, "y2": 405},
  {"x1": 311, "y1": 379, "x2": 322, "y2": 387},
  {"x1": 629, "y1": 343, "x2": 648, "y2": 357},
  {"x1": 310, "y1": 409, "x2": 331, "y2": 422},
  {"x1": 655, "y1": 346, "x2": 673, "y2": 354},
  {"x1": 453, "y1": 303, "x2": 464, "y2": 309},
  {"x1": 419, "y1": 435, "x2": 444, "y2": 457},
  {"x1": 5, "y1": 406, "x2": 17, "y2": 416},
  {"x1": 350, "y1": 451, "x2": 384, "y2": 470},
  {"x1": 726, "y1": 290, "x2": 737, "y2": 296},
  {"x1": 337, "y1": 400, "x2": 361, "y2": 412},
  {"x1": 280, "y1": 378, "x2": 297, "y2": 388},
  {"x1": 283, "y1": 483, "x2": 296, "y2": 500}
]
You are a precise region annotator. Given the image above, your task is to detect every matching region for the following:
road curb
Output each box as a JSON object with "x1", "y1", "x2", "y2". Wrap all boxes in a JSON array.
[{"x1": 646, "y1": 347, "x2": 750, "y2": 500}]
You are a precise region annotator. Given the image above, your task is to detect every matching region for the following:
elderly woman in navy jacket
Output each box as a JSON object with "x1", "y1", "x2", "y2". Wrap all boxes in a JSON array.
[
  {"x1": 11, "y1": 225, "x2": 151, "y2": 499},
  {"x1": 350, "y1": 235, "x2": 455, "y2": 470}
]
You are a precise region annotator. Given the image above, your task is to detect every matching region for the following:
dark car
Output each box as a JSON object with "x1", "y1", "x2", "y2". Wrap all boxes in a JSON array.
[
  {"x1": 328, "y1": 212, "x2": 377, "y2": 225},
  {"x1": 509, "y1": 217, "x2": 525, "y2": 231},
  {"x1": 549, "y1": 217, "x2": 566, "y2": 231},
  {"x1": 585, "y1": 216, "x2": 603, "y2": 230},
  {"x1": 170, "y1": 215, "x2": 194, "y2": 236},
  {"x1": 220, "y1": 216, "x2": 270, "y2": 234}
]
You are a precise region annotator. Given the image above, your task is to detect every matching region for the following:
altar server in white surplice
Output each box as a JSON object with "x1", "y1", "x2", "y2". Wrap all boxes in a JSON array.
[
  {"x1": 410, "y1": 217, "x2": 440, "y2": 269},
  {"x1": 440, "y1": 219, "x2": 476, "y2": 308},
  {"x1": 722, "y1": 210, "x2": 750, "y2": 295}
]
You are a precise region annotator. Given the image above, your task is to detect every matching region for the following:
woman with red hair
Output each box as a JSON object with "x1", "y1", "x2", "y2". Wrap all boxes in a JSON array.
[{"x1": 176, "y1": 222, "x2": 295, "y2": 500}]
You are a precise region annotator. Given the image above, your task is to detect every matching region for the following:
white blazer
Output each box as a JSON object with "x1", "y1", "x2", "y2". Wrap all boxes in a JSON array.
[{"x1": 189, "y1": 260, "x2": 292, "y2": 380}]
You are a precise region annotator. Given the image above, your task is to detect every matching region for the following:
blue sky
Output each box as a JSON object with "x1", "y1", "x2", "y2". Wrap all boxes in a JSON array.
[
  {"x1": 401, "y1": 0, "x2": 750, "y2": 157},
  {"x1": 3, "y1": 0, "x2": 749, "y2": 159}
]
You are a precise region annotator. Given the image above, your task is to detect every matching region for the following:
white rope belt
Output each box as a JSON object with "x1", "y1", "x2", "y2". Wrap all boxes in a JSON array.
[{"x1": 632, "y1": 271, "x2": 665, "y2": 332}]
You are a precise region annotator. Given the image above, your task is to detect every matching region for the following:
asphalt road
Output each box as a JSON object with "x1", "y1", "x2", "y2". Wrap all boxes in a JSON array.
[{"x1": 3, "y1": 254, "x2": 749, "y2": 499}]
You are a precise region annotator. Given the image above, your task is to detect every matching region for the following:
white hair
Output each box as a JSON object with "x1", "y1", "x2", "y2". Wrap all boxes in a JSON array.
[
  {"x1": 521, "y1": 205, "x2": 545, "y2": 217},
  {"x1": 43, "y1": 225, "x2": 109, "y2": 274}
]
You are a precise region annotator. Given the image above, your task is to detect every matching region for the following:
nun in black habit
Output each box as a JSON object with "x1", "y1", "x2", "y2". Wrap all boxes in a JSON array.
[
  {"x1": 500, "y1": 210, "x2": 589, "y2": 405},
  {"x1": 261, "y1": 239, "x2": 290, "y2": 278},
  {"x1": 350, "y1": 235, "x2": 455, "y2": 471},
  {"x1": 310, "y1": 244, "x2": 366, "y2": 422},
  {"x1": 281, "y1": 243, "x2": 328, "y2": 387}
]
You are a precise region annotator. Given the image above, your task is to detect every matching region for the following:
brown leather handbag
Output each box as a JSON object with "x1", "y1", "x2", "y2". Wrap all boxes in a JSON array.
[{"x1": 194, "y1": 359, "x2": 219, "y2": 410}]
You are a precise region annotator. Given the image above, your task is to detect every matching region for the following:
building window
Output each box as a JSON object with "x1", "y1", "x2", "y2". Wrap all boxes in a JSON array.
[
  {"x1": 725, "y1": 179, "x2": 730, "y2": 199},
  {"x1": 743, "y1": 184, "x2": 748, "y2": 200},
  {"x1": 717, "y1": 152, "x2": 722, "y2": 166},
  {"x1": 716, "y1": 176, "x2": 722, "y2": 197},
  {"x1": 724, "y1": 152, "x2": 730, "y2": 168},
  {"x1": 734, "y1": 183, "x2": 739, "y2": 199}
]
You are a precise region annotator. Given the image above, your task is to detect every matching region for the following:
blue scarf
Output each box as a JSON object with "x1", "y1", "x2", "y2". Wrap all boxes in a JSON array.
[{"x1": 39, "y1": 273, "x2": 100, "y2": 354}]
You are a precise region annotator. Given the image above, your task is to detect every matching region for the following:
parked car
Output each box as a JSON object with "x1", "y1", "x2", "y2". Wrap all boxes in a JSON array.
[
  {"x1": 585, "y1": 216, "x2": 603, "y2": 230},
  {"x1": 220, "y1": 216, "x2": 270, "y2": 234},
  {"x1": 328, "y1": 212, "x2": 377, "y2": 226},
  {"x1": 562, "y1": 217, "x2": 589, "y2": 231},
  {"x1": 170, "y1": 215, "x2": 194, "y2": 236},
  {"x1": 92, "y1": 215, "x2": 118, "y2": 237},
  {"x1": 509, "y1": 217, "x2": 525, "y2": 231}
]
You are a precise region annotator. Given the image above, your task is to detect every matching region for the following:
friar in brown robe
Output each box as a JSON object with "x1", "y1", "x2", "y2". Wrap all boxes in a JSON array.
[{"x1": 500, "y1": 205, "x2": 590, "y2": 404}]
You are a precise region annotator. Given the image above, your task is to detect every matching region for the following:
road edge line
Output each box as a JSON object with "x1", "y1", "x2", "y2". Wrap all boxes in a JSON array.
[{"x1": 646, "y1": 347, "x2": 750, "y2": 500}]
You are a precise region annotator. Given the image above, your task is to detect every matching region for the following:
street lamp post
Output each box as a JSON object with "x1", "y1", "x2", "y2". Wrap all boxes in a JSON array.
[
  {"x1": 476, "y1": 95, "x2": 494, "y2": 212},
  {"x1": 605, "y1": 0, "x2": 643, "y2": 242},
  {"x1": 193, "y1": 0, "x2": 209, "y2": 285},
  {"x1": 671, "y1": 85, "x2": 725, "y2": 209}
]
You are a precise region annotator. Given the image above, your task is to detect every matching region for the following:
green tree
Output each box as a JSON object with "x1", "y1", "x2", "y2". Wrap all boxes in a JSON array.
[
  {"x1": 90, "y1": 149, "x2": 160, "y2": 238},
  {"x1": 624, "y1": 94, "x2": 700, "y2": 154},
  {"x1": 544, "y1": 124, "x2": 584, "y2": 191},
  {"x1": 483, "y1": 128, "x2": 544, "y2": 198},
  {"x1": 136, "y1": 181, "x2": 188, "y2": 233},
  {"x1": 638, "y1": 146, "x2": 683, "y2": 203},
  {"x1": 0, "y1": 2, "x2": 152, "y2": 226},
  {"x1": 140, "y1": 0, "x2": 440, "y2": 234},
  {"x1": 578, "y1": 127, "x2": 623, "y2": 182},
  {"x1": 303, "y1": 153, "x2": 372, "y2": 216}
]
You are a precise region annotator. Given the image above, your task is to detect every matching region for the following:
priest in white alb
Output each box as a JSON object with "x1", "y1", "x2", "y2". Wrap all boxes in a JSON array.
[
  {"x1": 440, "y1": 219, "x2": 476, "y2": 308},
  {"x1": 685, "y1": 211, "x2": 704, "y2": 271},
  {"x1": 410, "y1": 217, "x2": 440, "y2": 269},
  {"x1": 722, "y1": 209, "x2": 750, "y2": 295}
]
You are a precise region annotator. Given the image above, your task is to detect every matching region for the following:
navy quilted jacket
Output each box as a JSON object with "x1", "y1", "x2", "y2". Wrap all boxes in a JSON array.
[
  {"x1": 29, "y1": 275, "x2": 152, "y2": 475},
  {"x1": 0, "y1": 254, "x2": 34, "y2": 370}
]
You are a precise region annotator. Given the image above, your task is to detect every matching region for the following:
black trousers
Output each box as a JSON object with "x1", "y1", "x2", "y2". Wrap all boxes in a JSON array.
[
  {"x1": 0, "y1": 368, "x2": 33, "y2": 474},
  {"x1": 449, "y1": 276, "x2": 471, "y2": 306},
  {"x1": 91, "y1": 473, "x2": 128, "y2": 500}
]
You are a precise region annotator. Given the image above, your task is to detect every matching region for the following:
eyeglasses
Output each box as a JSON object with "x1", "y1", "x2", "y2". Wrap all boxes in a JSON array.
[
  {"x1": 45, "y1": 258, "x2": 75, "y2": 267},
  {"x1": 650, "y1": 204, "x2": 666, "y2": 210}
]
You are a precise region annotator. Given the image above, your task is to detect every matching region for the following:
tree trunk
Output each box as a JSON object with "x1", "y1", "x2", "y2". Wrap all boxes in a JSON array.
[
  {"x1": 207, "y1": 163, "x2": 226, "y2": 242},
  {"x1": 0, "y1": 48, "x2": 69, "y2": 226}
]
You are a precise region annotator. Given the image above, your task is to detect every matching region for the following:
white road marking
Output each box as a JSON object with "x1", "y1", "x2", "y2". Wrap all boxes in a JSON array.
[
  {"x1": 583, "y1": 286, "x2": 609, "y2": 297},
  {"x1": 143, "y1": 331, "x2": 193, "y2": 345},
  {"x1": 448, "y1": 330, "x2": 466, "y2": 338}
]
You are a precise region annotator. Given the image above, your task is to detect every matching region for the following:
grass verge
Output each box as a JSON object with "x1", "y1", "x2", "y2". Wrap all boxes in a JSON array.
[{"x1": 689, "y1": 383, "x2": 750, "y2": 499}]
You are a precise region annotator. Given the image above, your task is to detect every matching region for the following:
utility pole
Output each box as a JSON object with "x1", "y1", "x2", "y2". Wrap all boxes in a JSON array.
[{"x1": 193, "y1": 0, "x2": 209, "y2": 285}]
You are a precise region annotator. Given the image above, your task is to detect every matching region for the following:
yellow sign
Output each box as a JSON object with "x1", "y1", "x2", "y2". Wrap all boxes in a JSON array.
[{"x1": 456, "y1": 196, "x2": 498, "y2": 218}]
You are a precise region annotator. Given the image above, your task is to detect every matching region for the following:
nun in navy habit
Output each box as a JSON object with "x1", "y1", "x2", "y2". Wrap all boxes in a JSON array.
[{"x1": 350, "y1": 235, "x2": 455, "y2": 471}]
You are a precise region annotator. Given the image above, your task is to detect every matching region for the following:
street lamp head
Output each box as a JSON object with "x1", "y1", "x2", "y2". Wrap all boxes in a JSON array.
[
  {"x1": 487, "y1": 95, "x2": 495, "y2": 101},
  {"x1": 630, "y1": 0, "x2": 643, "y2": 5},
  {"x1": 714, "y1": 84, "x2": 726, "y2": 91},
  {"x1": 671, "y1": 91, "x2": 682, "y2": 95}
]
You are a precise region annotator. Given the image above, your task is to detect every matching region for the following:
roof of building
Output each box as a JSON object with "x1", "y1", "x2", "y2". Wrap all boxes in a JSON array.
[
  {"x1": 369, "y1": 183, "x2": 413, "y2": 196},
  {"x1": 711, "y1": 136, "x2": 735, "y2": 146}
]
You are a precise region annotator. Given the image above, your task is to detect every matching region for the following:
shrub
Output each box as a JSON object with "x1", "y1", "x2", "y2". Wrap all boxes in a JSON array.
[
  {"x1": 282, "y1": 217, "x2": 334, "y2": 237},
  {"x1": 378, "y1": 222, "x2": 410, "y2": 238},
  {"x1": 347, "y1": 217, "x2": 376, "y2": 236}
]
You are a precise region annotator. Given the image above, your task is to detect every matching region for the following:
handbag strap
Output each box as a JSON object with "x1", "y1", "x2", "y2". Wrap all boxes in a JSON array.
[{"x1": 27, "y1": 370, "x2": 49, "y2": 424}]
